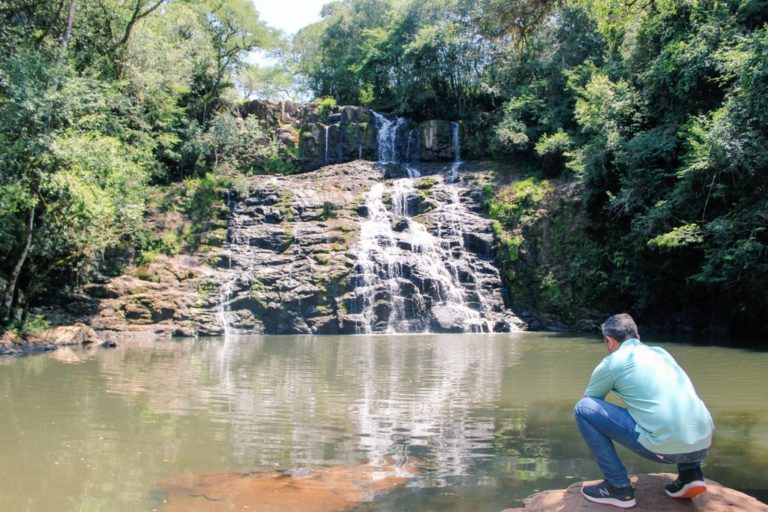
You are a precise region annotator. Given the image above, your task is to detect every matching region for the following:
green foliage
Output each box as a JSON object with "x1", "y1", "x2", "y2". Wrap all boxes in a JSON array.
[
  {"x1": 179, "y1": 174, "x2": 229, "y2": 236},
  {"x1": 648, "y1": 224, "x2": 704, "y2": 249},
  {"x1": 535, "y1": 130, "x2": 572, "y2": 157},
  {"x1": 237, "y1": 63, "x2": 298, "y2": 101},
  {"x1": 135, "y1": 230, "x2": 182, "y2": 265},
  {"x1": 535, "y1": 130, "x2": 573, "y2": 176},
  {"x1": 485, "y1": 177, "x2": 549, "y2": 226},
  {"x1": 199, "y1": 113, "x2": 298, "y2": 176},
  {"x1": 358, "y1": 82, "x2": 375, "y2": 105},
  {"x1": 296, "y1": 0, "x2": 502, "y2": 119},
  {"x1": 0, "y1": 0, "x2": 766, "y2": 335},
  {"x1": 315, "y1": 96, "x2": 337, "y2": 122},
  {"x1": 320, "y1": 201, "x2": 340, "y2": 220},
  {"x1": 19, "y1": 313, "x2": 50, "y2": 336}
]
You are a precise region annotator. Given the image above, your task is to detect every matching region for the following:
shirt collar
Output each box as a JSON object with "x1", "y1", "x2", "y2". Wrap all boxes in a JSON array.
[{"x1": 618, "y1": 338, "x2": 642, "y2": 350}]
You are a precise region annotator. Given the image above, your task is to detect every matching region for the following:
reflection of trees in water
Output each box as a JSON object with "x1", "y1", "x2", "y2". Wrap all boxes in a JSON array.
[
  {"x1": 97, "y1": 335, "x2": 523, "y2": 483},
  {"x1": 93, "y1": 336, "x2": 768, "y2": 502},
  {"x1": 351, "y1": 335, "x2": 519, "y2": 486}
]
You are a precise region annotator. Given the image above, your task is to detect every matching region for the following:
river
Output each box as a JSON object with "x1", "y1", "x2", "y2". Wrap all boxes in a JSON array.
[{"x1": 0, "y1": 332, "x2": 766, "y2": 511}]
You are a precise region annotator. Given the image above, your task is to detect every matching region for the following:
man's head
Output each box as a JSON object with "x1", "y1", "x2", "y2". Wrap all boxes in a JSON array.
[{"x1": 601, "y1": 314, "x2": 639, "y2": 353}]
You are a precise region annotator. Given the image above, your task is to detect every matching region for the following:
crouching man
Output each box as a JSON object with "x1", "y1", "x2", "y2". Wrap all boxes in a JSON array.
[{"x1": 575, "y1": 313, "x2": 714, "y2": 508}]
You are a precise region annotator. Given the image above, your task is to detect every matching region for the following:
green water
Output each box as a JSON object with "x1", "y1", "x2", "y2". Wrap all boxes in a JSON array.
[{"x1": 0, "y1": 332, "x2": 766, "y2": 511}]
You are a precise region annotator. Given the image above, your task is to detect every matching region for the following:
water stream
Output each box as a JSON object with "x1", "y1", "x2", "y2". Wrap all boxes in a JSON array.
[
  {"x1": 217, "y1": 191, "x2": 238, "y2": 337},
  {"x1": 349, "y1": 115, "x2": 516, "y2": 333},
  {"x1": 373, "y1": 112, "x2": 408, "y2": 163}
]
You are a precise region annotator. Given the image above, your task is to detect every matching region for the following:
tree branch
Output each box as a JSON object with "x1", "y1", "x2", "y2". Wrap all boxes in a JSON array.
[{"x1": 109, "y1": 0, "x2": 167, "y2": 54}]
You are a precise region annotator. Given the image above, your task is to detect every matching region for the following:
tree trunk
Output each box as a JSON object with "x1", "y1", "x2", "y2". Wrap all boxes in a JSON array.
[{"x1": 2, "y1": 208, "x2": 35, "y2": 323}]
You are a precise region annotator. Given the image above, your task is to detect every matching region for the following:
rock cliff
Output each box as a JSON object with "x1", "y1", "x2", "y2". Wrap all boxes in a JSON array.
[
  {"x1": 32, "y1": 161, "x2": 526, "y2": 337},
  {"x1": 239, "y1": 99, "x2": 466, "y2": 171}
]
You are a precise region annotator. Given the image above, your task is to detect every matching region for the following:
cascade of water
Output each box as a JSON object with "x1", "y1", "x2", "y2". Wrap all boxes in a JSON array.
[
  {"x1": 217, "y1": 191, "x2": 237, "y2": 337},
  {"x1": 351, "y1": 175, "x2": 508, "y2": 333},
  {"x1": 451, "y1": 122, "x2": 461, "y2": 161},
  {"x1": 404, "y1": 165, "x2": 421, "y2": 178},
  {"x1": 357, "y1": 125, "x2": 363, "y2": 160},
  {"x1": 352, "y1": 183, "x2": 402, "y2": 333},
  {"x1": 324, "y1": 124, "x2": 330, "y2": 165},
  {"x1": 446, "y1": 122, "x2": 462, "y2": 183},
  {"x1": 373, "y1": 112, "x2": 407, "y2": 163}
]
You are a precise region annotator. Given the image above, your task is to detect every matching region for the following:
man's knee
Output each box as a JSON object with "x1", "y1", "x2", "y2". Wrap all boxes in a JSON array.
[{"x1": 574, "y1": 396, "x2": 597, "y2": 419}]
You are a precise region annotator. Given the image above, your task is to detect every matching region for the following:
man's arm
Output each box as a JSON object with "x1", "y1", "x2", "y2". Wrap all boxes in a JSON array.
[{"x1": 584, "y1": 359, "x2": 613, "y2": 399}]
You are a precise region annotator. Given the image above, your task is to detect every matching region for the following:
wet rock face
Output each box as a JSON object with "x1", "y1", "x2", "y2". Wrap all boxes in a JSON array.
[
  {"x1": 299, "y1": 106, "x2": 379, "y2": 170},
  {"x1": 216, "y1": 161, "x2": 523, "y2": 335},
  {"x1": 49, "y1": 161, "x2": 524, "y2": 337},
  {"x1": 419, "y1": 120, "x2": 462, "y2": 161},
  {"x1": 341, "y1": 169, "x2": 524, "y2": 334},
  {"x1": 216, "y1": 161, "x2": 378, "y2": 335},
  {"x1": 239, "y1": 99, "x2": 304, "y2": 129},
  {"x1": 240, "y1": 99, "x2": 465, "y2": 171}
]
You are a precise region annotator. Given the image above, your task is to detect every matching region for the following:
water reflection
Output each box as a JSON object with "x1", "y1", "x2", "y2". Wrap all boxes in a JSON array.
[
  {"x1": 0, "y1": 333, "x2": 766, "y2": 512},
  {"x1": 97, "y1": 334, "x2": 523, "y2": 482}
]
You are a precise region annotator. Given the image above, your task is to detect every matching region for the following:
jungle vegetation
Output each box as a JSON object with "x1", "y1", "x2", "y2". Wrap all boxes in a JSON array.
[{"x1": 1, "y1": 0, "x2": 766, "y2": 337}]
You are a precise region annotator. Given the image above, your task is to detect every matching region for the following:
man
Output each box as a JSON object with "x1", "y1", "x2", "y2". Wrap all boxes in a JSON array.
[{"x1": 574, "y1": 313, "x2": 714, "y2": 509}]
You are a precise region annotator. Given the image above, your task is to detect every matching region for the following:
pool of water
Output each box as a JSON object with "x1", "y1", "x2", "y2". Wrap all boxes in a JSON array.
[{"x1": 0, "y1": 332, "x2": 766, "y2": 511}]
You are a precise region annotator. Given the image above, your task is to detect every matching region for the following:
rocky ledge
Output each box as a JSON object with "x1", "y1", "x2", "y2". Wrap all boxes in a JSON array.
[
  {"x1": 0, "y1": 322, "x2": 115, "y2": 356},
  {"x1": 501, "y1": 474, "x2": 768, "y2": 512},
  {"x1": 239, "y1": 98, "x2": 470, "y2": 171},
  {"x1": 22, "y1": 160, "x2": 528, "y2": 338}
]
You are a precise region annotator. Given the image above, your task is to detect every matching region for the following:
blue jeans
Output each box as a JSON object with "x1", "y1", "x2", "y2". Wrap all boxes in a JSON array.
[{"x1": 574, "y1": 397, "x2": 709, "y2": 488}]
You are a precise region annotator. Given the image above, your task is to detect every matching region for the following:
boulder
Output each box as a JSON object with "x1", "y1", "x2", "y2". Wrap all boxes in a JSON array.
[
  {"x1": 276, "y1": 127, "x2": 297, "y2": 148},
  {"x1": 41, "y1": 322, "x2": 102, "y2": 346},
  {"x1": 124, "y1": 303, "x2": 152, "y2": 322},
  {"x1": 154, "y1": 461, "x2": 417, "y2": 512},
  {"x1": 239, "y1": 99, "x2": 303, "y2": 128},
  {"x1": 500, "y1": 474, "x2": 768, "y2": 512},
  {"x1": 430, "y1": 305, "x2": 467, "y2": 333}
]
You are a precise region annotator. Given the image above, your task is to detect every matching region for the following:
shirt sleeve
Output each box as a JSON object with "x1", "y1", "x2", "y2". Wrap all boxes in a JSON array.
[{"x1": 584, "y1": 359, "x2": 614, "y2": 399}]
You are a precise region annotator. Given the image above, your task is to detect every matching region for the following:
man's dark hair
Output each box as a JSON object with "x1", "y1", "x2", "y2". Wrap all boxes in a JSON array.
[{"x1": 601, "y1": 314, "x2": 639, "y2": 342}]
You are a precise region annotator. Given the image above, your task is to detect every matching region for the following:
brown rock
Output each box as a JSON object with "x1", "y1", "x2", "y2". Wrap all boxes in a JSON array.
[
  {"x1": 0, "y1": 339, "x2": 20, "y2": 355},
  {"x1": 41, "y1": 322, "x2": 102, "y2": 346},
  {"x1": 155, "y1": 461, "x2": 417, "y2": 512},
  {"x1": 501, "y1": 474, "x2": 768, "y2": 512},
  {"x1": 123, "y1": 303, "x2": 152, "y2": 322},
  {"x1": 83, "y1": 283, "x2": 121, "y2": 299}
]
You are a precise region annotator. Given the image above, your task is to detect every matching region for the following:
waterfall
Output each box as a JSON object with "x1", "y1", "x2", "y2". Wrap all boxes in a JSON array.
[
  {"x1": 217, "y1": 191, "x2": 237, "y2": 336},
  {"x1": 350, "y1": 175, "x2": 515, "y2": 333},
  {"x1": 451, "y1": 122, "x2": 461, "y2": 161},
  {"x1": 404, "y1": 165, "x2": 421, "y2": 178},
  {"x1": 353, "y1": 183, "x2": 402, "y2": 333},
  {"x1": 324, "y1": 124, "x2": 330, "y2": 165},
  {"x1": 373, "y1": 112, "x2": 407, "y2": 163},
  {"x1": 446, "y1": 122, "x2": 462, "y2": 183},
  {"x1": 357, "y1": 125, "x2": 363, "y2": 160}
]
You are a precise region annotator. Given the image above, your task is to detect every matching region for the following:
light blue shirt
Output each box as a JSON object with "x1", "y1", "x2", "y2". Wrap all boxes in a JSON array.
[{"x1": 585, "y1": 338, "x2": 714, "y2": 454}]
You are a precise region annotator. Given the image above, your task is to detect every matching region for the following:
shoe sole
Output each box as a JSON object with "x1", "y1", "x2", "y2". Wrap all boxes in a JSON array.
[
  {"x1": 666, "y1": 480, "x2": 707, "y2": 499},
  {"x1": 581, "y1": 489, "x2": 637, "y2": 508}
]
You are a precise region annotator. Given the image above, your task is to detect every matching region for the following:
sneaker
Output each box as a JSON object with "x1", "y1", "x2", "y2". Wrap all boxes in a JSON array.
[
  {"x1": 581, "y1": 480, "x2": 637, "y2": 508},
  {"x1": 665, "y1": 469, "x2": 707, "y2": 498}
]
